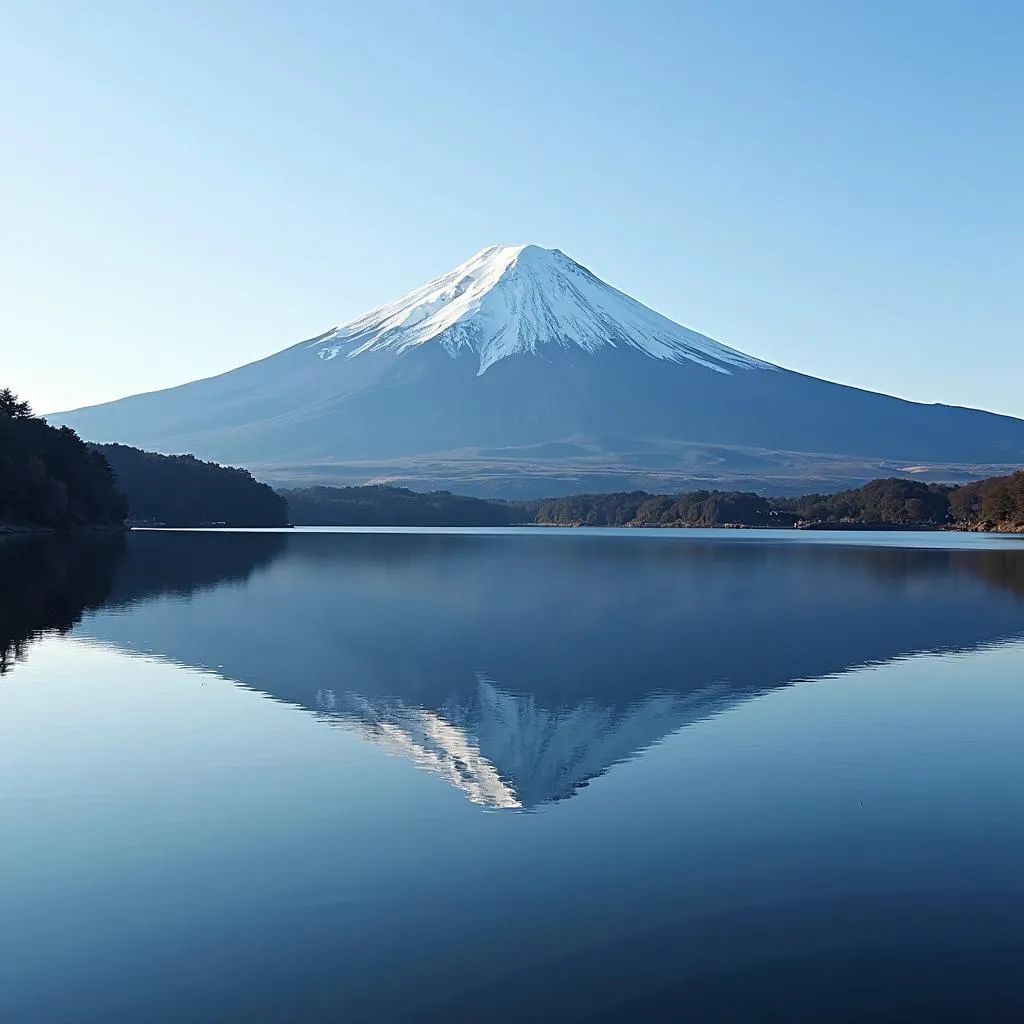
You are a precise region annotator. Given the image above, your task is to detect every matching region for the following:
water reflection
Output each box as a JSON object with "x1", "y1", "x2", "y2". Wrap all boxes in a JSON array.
[
  {"x1": 0, "y1": 531, "x2": 285, "y2": 674},
  {"x1": 0, "y1": 534, "x2": 125, "y2": 674},
  {"x1": 5, "y1": 531, "x2": 1024, "y2": 808},
  {"x1": 318, "y1": 676, "x2": 739, "y2": 808}
]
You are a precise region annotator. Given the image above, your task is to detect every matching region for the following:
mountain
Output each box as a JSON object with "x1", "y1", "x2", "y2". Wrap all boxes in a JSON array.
[{"x1": 50, "y1": 245, "x2": 1024, "y2": 496}]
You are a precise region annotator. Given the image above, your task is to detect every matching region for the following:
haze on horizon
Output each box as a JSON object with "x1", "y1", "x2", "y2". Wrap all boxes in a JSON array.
[{"x1": 3, "y1": 1, "x2": 1023, "y2": 418}]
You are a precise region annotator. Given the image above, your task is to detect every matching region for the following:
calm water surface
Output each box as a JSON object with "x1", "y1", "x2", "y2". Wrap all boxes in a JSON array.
[{"x1": 2, "y1": 528, "x2": 1024, "y2": 1022}]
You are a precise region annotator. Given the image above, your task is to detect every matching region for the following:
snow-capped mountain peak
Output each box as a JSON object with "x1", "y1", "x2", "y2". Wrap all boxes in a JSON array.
[{"x1": 312, "y1": 243, "x2": 774, "y2": 375}]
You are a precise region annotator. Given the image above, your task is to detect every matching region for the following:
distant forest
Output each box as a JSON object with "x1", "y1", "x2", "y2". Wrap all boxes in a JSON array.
[
  {"x1": 524, "y1": 476, "x2": 1024, "y2": 531},
  {"x1": 280, "y1": 475, "x2": 1024, "y2": 532},
  {"x1": 284, "y1": 485, "x2": 510, "y2": 527},
  {"x1": 0, "y1": 390, "x2": 126, "y2": 530}
]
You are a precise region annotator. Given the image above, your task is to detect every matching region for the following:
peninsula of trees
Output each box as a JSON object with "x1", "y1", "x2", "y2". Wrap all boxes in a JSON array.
[
  {"x1": 95, "y1": 444, "x2": 288, "y2": 528},
  {"x1": 1, "y1": 389, "x2": 287, "y2": 530}
]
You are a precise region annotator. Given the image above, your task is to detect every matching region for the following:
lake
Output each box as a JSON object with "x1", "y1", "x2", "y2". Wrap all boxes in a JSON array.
[{"x1": 3, "y1": 528, "x2": 1024, "y2": 1022}]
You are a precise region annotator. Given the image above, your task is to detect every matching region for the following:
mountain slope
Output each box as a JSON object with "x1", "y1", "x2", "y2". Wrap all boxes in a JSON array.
[{"x1": 50, "y1": 245, "x2": 1024, "y2": 494}]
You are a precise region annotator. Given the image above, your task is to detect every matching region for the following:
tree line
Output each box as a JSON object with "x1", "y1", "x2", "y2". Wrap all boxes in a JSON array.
[
  {"x1": 276, "y1": 475, "x2": 1024, "y2": 530},
  {"x1": 283, "y1": 484, "x2": 511, "y2": 526},
  {"x1": 521, "y1": 475, "x2": 1024, "y2": 530},
  {"x1": 525, "y1": 489, "x2": 777, "y2": 528}
]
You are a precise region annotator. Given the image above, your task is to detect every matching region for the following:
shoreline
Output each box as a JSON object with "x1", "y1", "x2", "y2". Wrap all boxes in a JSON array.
[
  {"x1": 4, "y1": 519, "x2": 1021, "y2": 535},
  {"x1": 526, "y1": 521, "x2": 1024, "y2": 533},
  {"x1": 0, "y1": 522, "x2": 128, "y2": 537}
]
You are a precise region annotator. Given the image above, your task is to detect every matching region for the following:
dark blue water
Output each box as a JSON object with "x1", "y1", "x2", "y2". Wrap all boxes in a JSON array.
[{"x1": 2, "y1": 529, "x2": 1024, "y2": 1022}]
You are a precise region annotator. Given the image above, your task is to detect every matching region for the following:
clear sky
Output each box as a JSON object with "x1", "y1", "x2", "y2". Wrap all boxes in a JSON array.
[{"x1": 3, "y1": 0, "x2": 1022, "y2": 417}]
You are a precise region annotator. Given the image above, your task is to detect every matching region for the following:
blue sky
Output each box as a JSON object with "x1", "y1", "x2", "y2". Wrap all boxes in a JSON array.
[{"x1": 3, "y1": 0, "x2": 1022, "y2": 416}]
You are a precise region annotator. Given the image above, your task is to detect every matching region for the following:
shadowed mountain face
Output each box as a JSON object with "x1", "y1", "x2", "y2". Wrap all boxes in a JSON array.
[
  {"x1": 48, "y1": 246, "x2": 1024, "y2": 495},
  {"x1": 7, "y1": 530, "x2": 1024, "y2": 808}
]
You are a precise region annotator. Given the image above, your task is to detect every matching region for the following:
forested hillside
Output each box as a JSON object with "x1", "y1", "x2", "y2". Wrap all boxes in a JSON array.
[
  {"x1": 95, "y1": 444, "x2": 288, "y2": 527},
  {"x1": 948, "y1": 472, "x2": 1024, "y2": 531},
  {"x1": 776, "y1": 478, "x2": 952, "y2": 527},
  {"x1": 284, "y1": 485, "x2": 512, "y2": 527},
  {"x1": 527, "y1": 490, "x2": 777, "y2": 528},
  {"x1": 0, "y1": 390, "x2": 126, "y2": 531}
]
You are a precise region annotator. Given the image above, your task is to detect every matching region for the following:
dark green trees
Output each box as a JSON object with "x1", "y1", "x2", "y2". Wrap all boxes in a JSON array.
[
  {"x1": 1, "y1": 394, "x2": 289, "y2": 530},
  {"x1": 525, "y1": 475, "x2": 1023, "y2": 530},
  {"x1": 531, "y1": 489, "x2": 772, "y2": 527},
  {"x1": 283, "y1": 485, "x2": 511, "y2": 527},
  {"x1": 0, "y1": 391, "x2": 127, "y2": 530},
  {"x1": 0, "y1": 388, "x2": 32, "y2": 419},
  {"x1": 780, "y1": 478, "x2": 951, "y2": 526},
  {"x1": 95, "y1": 444, "x2": 289, "y2": 527}
]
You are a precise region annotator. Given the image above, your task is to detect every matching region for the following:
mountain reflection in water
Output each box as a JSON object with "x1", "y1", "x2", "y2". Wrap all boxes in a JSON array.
[{"x1": 4, "y1": 530, "x2": 1024, "y2": 808}]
